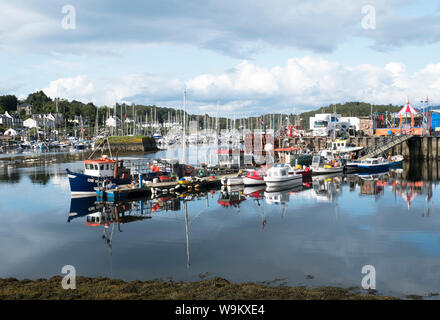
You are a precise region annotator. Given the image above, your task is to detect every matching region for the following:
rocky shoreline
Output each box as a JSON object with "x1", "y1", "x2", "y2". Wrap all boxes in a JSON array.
[{"x1": 0, "y1": 277, "x2": 399, "y2": 300}]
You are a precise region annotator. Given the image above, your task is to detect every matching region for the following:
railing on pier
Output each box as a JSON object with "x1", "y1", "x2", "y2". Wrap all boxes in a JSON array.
[{"x1": 359, "y1": 134, "x2": 414, "y2": 160}]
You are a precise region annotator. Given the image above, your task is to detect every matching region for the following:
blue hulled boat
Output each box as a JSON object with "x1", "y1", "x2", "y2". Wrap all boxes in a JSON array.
[
  {"x1": 66, "y1": 155, "x2": 131, "y2": 197},
  {"x1": 357, "y1": 158, "x2": 390, "y2": 173}
]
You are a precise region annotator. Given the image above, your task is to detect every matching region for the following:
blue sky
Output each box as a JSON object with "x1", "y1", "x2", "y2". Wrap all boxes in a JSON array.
[{"x1": 1, "y1": 0, "x2": 440, "y2": 115}]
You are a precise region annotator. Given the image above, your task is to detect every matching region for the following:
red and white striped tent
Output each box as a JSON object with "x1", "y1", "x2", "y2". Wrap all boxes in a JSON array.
[
  {"x1": 393, "y1": 97, "x2": 421, "y2": 129},
  {"x1": 397, "y1": 98, "x2": 419, "y2": 117}
]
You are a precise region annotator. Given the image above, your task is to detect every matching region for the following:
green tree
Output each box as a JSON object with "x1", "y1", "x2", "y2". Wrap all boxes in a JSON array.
[
  {"x1": 25, "y1": 91, "x2": 51, "y2": 112},
  {"x1": 0, "y1": 95, "x2": 18, "y2": 112}
]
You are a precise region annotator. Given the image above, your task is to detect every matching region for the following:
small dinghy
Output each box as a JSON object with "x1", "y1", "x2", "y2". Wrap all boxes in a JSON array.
[{"x1": 221, "y1": 175, "x2": 244, "y2": 186}]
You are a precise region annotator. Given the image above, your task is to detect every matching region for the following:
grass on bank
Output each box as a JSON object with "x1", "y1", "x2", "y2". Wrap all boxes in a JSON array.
[
  {"x1": 97, "y1": 136, "x2": 155, "y2": 144},
  {"x1": 0, "y1": 277, "x2": 398, "y2": 300}
]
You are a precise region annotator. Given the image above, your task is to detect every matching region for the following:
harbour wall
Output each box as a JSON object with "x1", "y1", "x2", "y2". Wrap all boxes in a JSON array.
[
  {"x1": 99, "y1": 136, "x2": 158, "y2": 153},
  {"x1": 287, "y1": 136, "x2": 440, "y2": 161}
]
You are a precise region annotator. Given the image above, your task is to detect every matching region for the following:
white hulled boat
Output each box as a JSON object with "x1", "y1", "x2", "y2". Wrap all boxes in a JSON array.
[{"x1": 264, "y1": 164, "x2": 302, "y2": 189}]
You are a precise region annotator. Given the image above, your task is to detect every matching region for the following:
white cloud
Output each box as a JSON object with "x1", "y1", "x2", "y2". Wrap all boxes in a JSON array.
[
  {"x1": 41, "y1": 57, "x2": 440, "y2": 114},
  {"x1": 1, "y1": 0, "x2": 439, "y2": 57}
]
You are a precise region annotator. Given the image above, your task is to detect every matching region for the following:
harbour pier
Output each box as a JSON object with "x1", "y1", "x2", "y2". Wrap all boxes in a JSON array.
[
  {"x1": 286, "y1": 135, "x2": 440, "y2": 160},
  {"x1": 95, "y1": 173, "x2": 238, "y2": 202}
]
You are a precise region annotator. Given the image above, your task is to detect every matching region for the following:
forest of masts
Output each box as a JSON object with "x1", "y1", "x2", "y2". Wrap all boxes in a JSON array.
[{"x1": 102, "y1": 104, "x2": 302, "y2": 137}]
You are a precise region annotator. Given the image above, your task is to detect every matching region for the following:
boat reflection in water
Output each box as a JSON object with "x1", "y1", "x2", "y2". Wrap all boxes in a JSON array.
[
  {"x1": 218, "y1": 185, "x2": 246, "y2": 210},
  {"x1": 312, "y1": 173, "x2": 343, "y2": 202},
  {"x1": 68, "y1": 190, "x2": 217, "y2": 269},
  {"x1": 343, "y1": 169, "x2": 434, "y2": 213}
]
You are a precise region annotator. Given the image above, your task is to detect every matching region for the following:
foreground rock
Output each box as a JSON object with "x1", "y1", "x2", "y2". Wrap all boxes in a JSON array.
[{"x1": 0, "y1": 277, "x2": 397, "y2": 300}]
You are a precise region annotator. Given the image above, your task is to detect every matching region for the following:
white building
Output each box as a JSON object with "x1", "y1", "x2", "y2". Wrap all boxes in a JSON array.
[
  {"x1": 0, "y1": 114, "x2": 12, "y2": 127},
  {"x1": 105, "y1": 116, "x2": 121, "y2": 128},
  {"x1": 23, "y1": 118, "x2": 40, "y2": 129},
  {"x1": 309, "y1": 113, "x2": 359, "y2": 137}
]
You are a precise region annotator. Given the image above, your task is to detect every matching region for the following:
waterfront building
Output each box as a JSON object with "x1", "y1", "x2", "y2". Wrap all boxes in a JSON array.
[{"x1": 309, "y1": 113, "x2": 359, "y2": 137}]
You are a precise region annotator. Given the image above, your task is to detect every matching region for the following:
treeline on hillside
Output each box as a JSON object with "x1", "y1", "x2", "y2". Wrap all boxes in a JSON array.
[{"x1": 0, "y1": 91, "x2": 403, "y2": 131}]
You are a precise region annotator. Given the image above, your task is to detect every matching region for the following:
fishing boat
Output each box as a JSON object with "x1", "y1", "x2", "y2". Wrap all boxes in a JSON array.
[
  {"x1": 264, "y1": 163, "x2": 302, "y2": 189},
  {"x1": 66, "y1": 155, "x2": 131, "y2": 197},
  {"x1": 243, "y1": 170, "x2": 265, "y2": 185},
  {"x1": 357, "y1": 157, "x2": 389, "y2": 173},
  {"x1": 310, "y1": 155, "x2": 344, "y2": 175}
]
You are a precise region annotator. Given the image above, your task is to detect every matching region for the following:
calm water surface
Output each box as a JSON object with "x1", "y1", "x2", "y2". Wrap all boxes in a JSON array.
[{"x1": 1, "y1": 147, "x2": 440, "y2": 298}]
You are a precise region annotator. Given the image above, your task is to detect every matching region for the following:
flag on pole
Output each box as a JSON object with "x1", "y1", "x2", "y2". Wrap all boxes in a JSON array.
[{"x1": 259, "y1": 116, "x2": 264, "y2": 126}]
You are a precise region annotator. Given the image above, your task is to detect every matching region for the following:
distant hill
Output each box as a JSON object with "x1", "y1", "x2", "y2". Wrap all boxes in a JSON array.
[{"x1": 299, "y1": 102, "x2": 402, "y2": 129}]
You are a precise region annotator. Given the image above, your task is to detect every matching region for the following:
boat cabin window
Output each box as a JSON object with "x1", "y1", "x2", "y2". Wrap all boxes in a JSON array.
[
  {"x1": 372, "y1": 160, "x2": 379, "y2": 164},
  {"x1": 281, "y1": 170, "x2": 287, "y2": 176},
  {"x1": 100, "y1": 164, "x2": 104, "y2": 170},
  {"x1": 87, "y1": 216, "x2": 100, "y2": 223}
]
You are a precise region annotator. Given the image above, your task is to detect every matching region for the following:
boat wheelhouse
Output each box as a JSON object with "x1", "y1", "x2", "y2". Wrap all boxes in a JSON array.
[{"x1": 264, "y1": 163, "x2": 302, "y2": 189}]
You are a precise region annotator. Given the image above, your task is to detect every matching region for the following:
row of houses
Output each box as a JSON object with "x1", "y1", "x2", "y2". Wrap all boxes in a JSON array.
[
  {"x1": 0, "y1": 110, "x2": 64, "y2": 130},
  {"x1": 23, "y1": 113, "x2": 64, "y2": 129},
  {"x1": 104, "y1": 116, "x2": 181, "y2": 129}
]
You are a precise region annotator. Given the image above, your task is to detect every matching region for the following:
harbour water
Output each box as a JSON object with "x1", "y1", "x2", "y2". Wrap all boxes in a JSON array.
[{"x1": 1, "y1": 147, "x2": 440, "y2": 299}]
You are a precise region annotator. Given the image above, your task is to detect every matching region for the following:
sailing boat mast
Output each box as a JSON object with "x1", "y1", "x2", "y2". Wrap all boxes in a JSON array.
[
  {"x1": 182, "y1": 89, "x2": 187, "y2": 164},
  {"x1": 95, "y1": 107, "x2": 99, "y2": 136}
]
